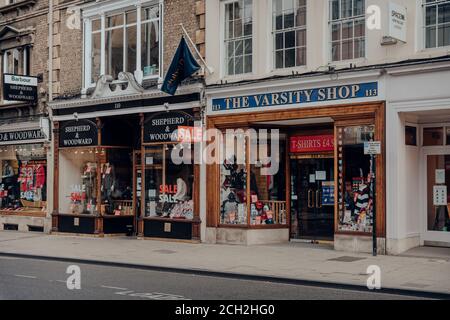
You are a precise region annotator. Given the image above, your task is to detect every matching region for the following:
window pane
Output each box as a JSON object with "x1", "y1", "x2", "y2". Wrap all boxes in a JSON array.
[
  {"x1": 438, "y1": 3, "x2": 450, "y2": 24},
  {"x1": 426, "y1": 26, "x2": 437, "y2": 48},
  {"x1": 285, "y1": 30, "x2": 295, "y2": 48},
  {"x1": 438, "y1": 24, "x2": 450, "y2": 47},
  {"x1": 332, "y1": 42, "x2": 341, "y2": 61},
  {"x1": 284, "y1": 10, "x2": 295, "y2": 29},
  {"x1": 296, "y1": 29, "x2": 306, "y2": 46},
  {"x1": 244, "y1": 55, "x2": 252, "y2": 73},
  {"x1": 91, "y1": 33, "x2": 101, "y2": 83},
  {"x1": 235, "y1": 56, "x2": 243, "y2": 74},
  {"x1": 234, "y1": 19, "x2": 243, "y2": 37},
  {"x1": 126, "y1": 10, "x2": 137, "y2": 24},
  {"x1": 283, "y1": 0, "x2": 294, "y2": 11},
  {"x1": 275, "y1": 50, "x2": 284, "y2": 68},
  {"x1": 235, "y1": 40, "x2": 243, "y2": 56},
  {"x1": 107, "y1": 14, "x2": 124, "y2": 28},
  {"x1": 234, "y1": 1, "x2": 242, "y2": 19},
  {"x1": 142, "y1": 6, "x2": 159, "y2": 20},
  {"x1": 342, "y1": 39, "x2": 353, "y2": 60},
  {"x1": 426, "y1": 6, "x2": 437, "y2": 25},
  {"x1": 227, "y1": 57, "x2": 235, "y2": 75},
  {"x1": 354, "y1": 38, "x2": 365, "y2": 58},
  {"x1": 92, "y1": 19, "x2": 101, "y2": 31},
  {"x1": 405, "y1": 126, "x2": 417, "y2": 146},
  {"x1": 244, "y1": 39, "x2": 252, "y2": 54},
  {"x1": 354, "y1": 19, "x2": 365, "y2": 37},
  {"x1": 244, "y1": 0, "x2": 252, "y2": 19},
  {"x1": 105, "y1": 28, "x2": 124, "y2": 79},
  {"x1": 337, "y1": 125, "x2": 376, "y2": 233},
  {"x1": 423, "y1": 127, "x2": 444, "y2": 146},
  {"x1": 141, "y1": 21, "x2": 159, "y2": 77},
  {"x1": 126, "y1": 25, "x2": 137, "y2": 73},
  {"x1": 296, "y1": 46, "x2": 306, "y2": 66},
  {"x1": 285, "y1": 48, "x2": 295, "y2": 67},
  {"x1": 275, "y1": 12, "x2": 283, "y2": 30},
  {"x1": 244, "y1": 19, "x2": 252, "y2": 36},
  {"x1": 354, "y1": 0, "x2": 365, "y2": 16},
  {"x1": 341, "y1": 0, "x2": 352, "y2": 19},
  {"x1": 295, "y1": 5, "x2": 306, "y2": 27},
  {"x1": 332, "y1": 23, "x2": 341, "y2": 41},
  {"x1": 342, "y1": 21, "x2": 353, "y2": 39},
  {"x1": 274, "y1": 0, "x2": 282, "y2": 13},
  {"x1": 331, "y1": 0, "x2": 339, "y2": 20}
]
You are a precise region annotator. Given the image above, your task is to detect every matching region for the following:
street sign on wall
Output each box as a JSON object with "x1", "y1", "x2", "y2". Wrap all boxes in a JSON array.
[{"x1": 2, "y1": 74, "x2": 38, "y2": 102}]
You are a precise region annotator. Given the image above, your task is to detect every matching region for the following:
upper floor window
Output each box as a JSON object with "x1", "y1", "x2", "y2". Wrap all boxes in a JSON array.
[
  {"x1": 424, "y1": 0, "x2": 450, "y2": 48},
  {"x1": 329, "y1": 0, "x2": 365, "y2": 62},
  {"x1": 2, "y1": 47, "x2": 29, "y2": 75},
  {"x1": 273, "y1": 0, "x2": 307, "y2": 69},
  {"x1": 86, "y1": 2, "x2": 161, "y2": 87},
  {"x1": 224, "y1": 0, "x2": 253, "y2": 76}
]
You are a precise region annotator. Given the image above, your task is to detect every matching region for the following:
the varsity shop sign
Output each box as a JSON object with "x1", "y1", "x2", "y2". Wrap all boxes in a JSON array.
[
  {"x1": 59, "y1": 119, "x2": 98, "y2": 147},
  {"x1": 2, "y1": 74, "x2": 38, "y2": 102},
  {"x1": 0, "y1": 129, "x2": 45, "y2": 143},
  {"x1": 212, "y1": 82, "x2": 378, "y2": 111},
  {"x1": 290, "y1": 135, "x2": 334, "y2": 153},
  {"x1": 144, "y1": 111, "x2": 193, "y2": 143}
]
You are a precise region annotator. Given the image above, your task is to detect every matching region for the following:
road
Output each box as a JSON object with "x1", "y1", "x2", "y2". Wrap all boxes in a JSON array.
[{"x1": 0, "y1": 255, "x2": 433, "y2": 300}]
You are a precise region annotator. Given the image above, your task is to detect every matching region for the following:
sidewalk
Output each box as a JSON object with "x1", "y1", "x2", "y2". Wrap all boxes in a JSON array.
[{"x1": 0, "y1": 231, "x2": 449, "y2": 296}]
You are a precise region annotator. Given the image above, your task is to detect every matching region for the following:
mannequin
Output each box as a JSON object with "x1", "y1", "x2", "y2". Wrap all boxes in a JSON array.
[{"x1": 101, "y1": 162, "x2": 115, "y2": 213}]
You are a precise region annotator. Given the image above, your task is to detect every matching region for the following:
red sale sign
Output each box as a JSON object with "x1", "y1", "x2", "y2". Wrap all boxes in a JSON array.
[{"x1": 290, "y1": 135, "x2": 334, "y2": 153}]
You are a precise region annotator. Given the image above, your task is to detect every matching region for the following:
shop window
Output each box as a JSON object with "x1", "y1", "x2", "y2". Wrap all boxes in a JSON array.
[
  {"x1": 329, "y1": 0, "x2": 365, "y2": 61},
  {"x1": 86, "y1": 1, "x2": 161, "y2": 85},
  {"x1": 59, "y1": 148, "x2": 133, "y2": 216},
  {"x1": 144, "y1": 144, "x2": 194, "y2": 220},
  {"x1": 423, "y1": 127, "x2": 444, "y2": 146},
  {"x1": 424, "y1": 0, "x2": 450, "y2": 49},
  {"x1": 426, "y1": 155, "x2": 450, "y2": 232},
  {"x1": 336, "y1": 125, "x2": 375, "y2": 233},
  {"x1": 224, "y1": 0, "x2": 253, "y2": 76},
  {"x1": 0, "y1": 144, "x2": 47, "y2": 213},
  {"x1": 405, "y1": 126, "x2": 417, "y2": 146},
  {"x1": 220, "y1": 129, "x2": 287, "y2": 226},
  {"x1": 446, "y1": 127, "x2": 450, "y2": 145},
  {"x1": 272, "y1": 0, "x2": 307, "y2": 69}
]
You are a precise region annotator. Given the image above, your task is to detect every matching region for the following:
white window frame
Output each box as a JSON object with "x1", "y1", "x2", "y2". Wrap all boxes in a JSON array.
[
  {"x1": 82, "y1": 0, "x2": 163, "y2": 89},
  {"x1": 221, "y1": 0, "x2": 254, "y2": 78},
  {"x1": 422, "y1": 0, "x2": 450, "y2": 50},
  {"x1": 271, "y1": 0, "x2": 307, "y2": 70},
  {"x1": 1, "y1": 47, "x2": 29, "y2": 104},
  {"x1": 328, "y1": 0, "x2": 366, "y2": 63}
]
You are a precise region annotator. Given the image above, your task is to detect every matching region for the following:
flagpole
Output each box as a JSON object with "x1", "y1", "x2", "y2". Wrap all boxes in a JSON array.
[{"x1": 179, "y1": 23, "x2": 214, "y2": 74}]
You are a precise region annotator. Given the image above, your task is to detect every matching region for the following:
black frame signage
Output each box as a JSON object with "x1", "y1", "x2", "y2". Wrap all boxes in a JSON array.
[
  {"x1": 2, "y1": 74, "x2": 38, "y2": 102},
  {"x1": 59, "y1": 119, "x2": 98, "y2": 147},
  {"x1": 0, "y1": 129, "x2": 45, "y2": 143},
  {"x1": 144, "y1": 111, "x2": 194, "y2": 143}
]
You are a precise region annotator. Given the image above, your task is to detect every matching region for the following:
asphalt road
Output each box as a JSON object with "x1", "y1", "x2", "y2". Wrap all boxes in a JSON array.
[{"x1": 0, "y1": 255, "x2": 432, "y2": 300}]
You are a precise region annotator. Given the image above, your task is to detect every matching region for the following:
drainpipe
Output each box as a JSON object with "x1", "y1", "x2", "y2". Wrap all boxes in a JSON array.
[{"x1": 48, "y1": 0, "x2": 53, "y2": 102}]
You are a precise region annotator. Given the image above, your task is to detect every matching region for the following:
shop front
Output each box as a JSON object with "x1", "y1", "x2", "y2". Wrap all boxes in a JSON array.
[
  {"x1": 205, "y1": 79, "x2": 386, "y2": 253},
  {"x1": 0, "y1": 120, "x2": 51, "y2": 232},
  {"x1": 50, "y1": 77, "x2": 202, "y2": 241}
]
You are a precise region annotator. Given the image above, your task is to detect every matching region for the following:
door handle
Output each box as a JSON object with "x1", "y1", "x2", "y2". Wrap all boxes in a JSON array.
[
  {"x1": 308, "y1": 189, "x2": 314, "y2": 208},
  {"x1": 316, "y1": 190, "x2": 322, "y2": 208}
]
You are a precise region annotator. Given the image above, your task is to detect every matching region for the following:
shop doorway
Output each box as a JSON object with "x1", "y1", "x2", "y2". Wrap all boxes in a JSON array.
[{"x1": 290, "y1": 157, "x2": 335, "y2": 241}]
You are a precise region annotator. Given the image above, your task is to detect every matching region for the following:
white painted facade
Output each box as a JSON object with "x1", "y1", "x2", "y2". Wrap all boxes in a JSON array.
[{"x1": 203, "y1": 0, "x2": 450, "y2": 253}]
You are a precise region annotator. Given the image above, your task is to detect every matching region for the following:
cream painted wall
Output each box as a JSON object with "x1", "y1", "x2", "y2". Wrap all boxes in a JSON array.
[{"x1": 206, "y1": 0, "x2": 450, "y2": 85}]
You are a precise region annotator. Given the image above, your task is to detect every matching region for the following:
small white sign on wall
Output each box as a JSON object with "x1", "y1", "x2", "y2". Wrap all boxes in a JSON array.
[
  {"x1": 388, "y1": 2, "x2": 407, "y2": 43},
  {"x1": 436, "y1": 169, "x2": 446, "y2": 184}
]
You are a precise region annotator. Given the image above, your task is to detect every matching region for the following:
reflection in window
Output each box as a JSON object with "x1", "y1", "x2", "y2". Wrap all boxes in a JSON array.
[
  {"x1": 423, "y1": 127, "x2": 444, "y2": 146},
  {"x1": 337, "y1": 125, "x2": 375, "y2": 233}
]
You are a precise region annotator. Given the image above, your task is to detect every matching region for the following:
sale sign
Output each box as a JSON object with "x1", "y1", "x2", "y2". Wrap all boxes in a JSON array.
[{"x1": 290, "y1": 135, "x2": 334, "y2": 153}]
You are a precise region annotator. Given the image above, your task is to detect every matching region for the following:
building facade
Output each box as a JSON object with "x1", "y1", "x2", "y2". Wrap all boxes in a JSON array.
[
  {"x1": 0, "y1": 0, "x2": 51, "y2": 233},
  {"x1": 203, "y1": 0, "x2": 450, "y2": 254}
]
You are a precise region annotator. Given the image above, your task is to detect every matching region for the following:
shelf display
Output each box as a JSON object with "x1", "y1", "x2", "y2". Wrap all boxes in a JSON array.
[{"x1": 0, "y1": 144, "x2": 47, "y2": 213}]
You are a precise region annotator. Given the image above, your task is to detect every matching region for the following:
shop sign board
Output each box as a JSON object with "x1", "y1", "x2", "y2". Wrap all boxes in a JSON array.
[
  {"x1": 2, "y1": 74, "x2": 38, "y2": 102},
  {"x1": 59, "y1": 119, "x2": 98, "y2": 147},
  {"x1": 211, "y1": 82, "x2": 378, "y2": 112},
  {"x1": 290, "y1": 135, "x2": 334, "y2": 153},
  {"x1": 388, "y1": 2, "x2": 407, "y2": 43},
  {"x1": 144, "y1": 111, "x2": 193, "y2": 143},
  {"x1": 0, "y1": 129, "x2": 45, "y2": 143},
  {"x1": 364, "y1": 141, "x2": 381, "y2": 155}
]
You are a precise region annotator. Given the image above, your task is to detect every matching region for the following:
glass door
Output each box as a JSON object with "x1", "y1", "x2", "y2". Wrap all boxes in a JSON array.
[{"x1": 290, "y1": 157, "x2": 335, "y2": 241}]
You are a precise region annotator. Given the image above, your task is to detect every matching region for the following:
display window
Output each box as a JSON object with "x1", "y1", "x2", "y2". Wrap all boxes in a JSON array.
[
  {"x1": 336, "y1": 125, "x2": 375, "y2": 233},
  {"x1": 219, "y1": 130, "x2": 287, "y2": 226},
  {"x1": 426, "y1": 155, "x2": 450, "y2": 233},
  {"x1": 59, "y1": 147, "x2": 133, "y2": 216},
  {"x1": 0, "y1": 144, "x2": 47, "y2": 213},
  {"x1": 144, "y1": 144, "x2": 194, "y2": 220}
]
